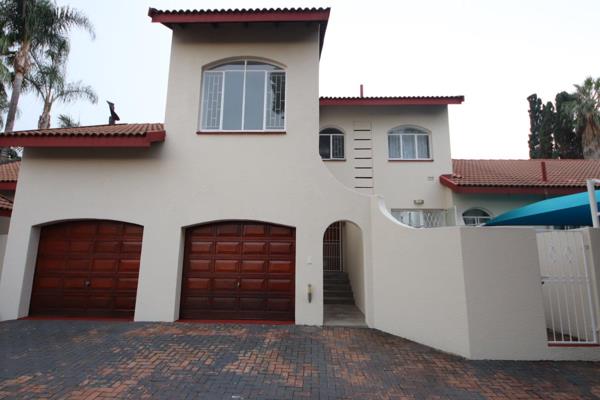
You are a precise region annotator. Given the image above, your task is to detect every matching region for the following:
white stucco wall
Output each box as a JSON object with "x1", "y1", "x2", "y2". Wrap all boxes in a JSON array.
[
  {"x1": 342, "y1": 221, "x2": 365, "y2": 313},
  {"x1": 320, "y1": 106, "x2": 453, "y2": 210},
  {"x1": 370, "y1": 196, "x2": 600, "y2": 360},
  {"x1": 0, "y1": 23, "x2": 372, "y2": 325}
]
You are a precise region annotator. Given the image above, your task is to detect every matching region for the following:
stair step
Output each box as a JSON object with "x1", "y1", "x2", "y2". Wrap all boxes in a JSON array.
[{"x1": 324, "y1": 297, "x2": 355, "y2": 305}]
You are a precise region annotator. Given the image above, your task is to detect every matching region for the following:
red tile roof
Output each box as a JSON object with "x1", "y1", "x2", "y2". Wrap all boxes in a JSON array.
[
  {"x1": 441, "y1": 159, "x2": 600, "y2": 195},
  {"x1": 0, "y1": 194, "x2": 12, "y2": 212},
  {"x1": 0, "y1": 123, "x2": 165, "y2": 148},
  {"x1": 320, "y1": 96, "x2": 464, "y2": 106},
  {"x1": 148, "y1": 7, "x2": 330, "y2": 52},
  {"x1": 0, "y1": 161, "x2": 19, "y2": 183}
]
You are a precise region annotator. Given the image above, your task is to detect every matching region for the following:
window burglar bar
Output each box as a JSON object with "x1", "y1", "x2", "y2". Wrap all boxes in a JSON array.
[
  {"x1": 323, "y1": 222, "x2": 344, "y2": 271},
  {"x1": 538, "y1": 230, "x2": 599, "y2": 345}
]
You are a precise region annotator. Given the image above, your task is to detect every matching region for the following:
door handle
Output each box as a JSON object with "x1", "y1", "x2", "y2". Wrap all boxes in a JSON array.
[
  {"x1": 85, "y1": 280, "x2": 91, "y2": 288},
  {"x1": 237, "y1": 280, "x2": 241, "y2": 289}
]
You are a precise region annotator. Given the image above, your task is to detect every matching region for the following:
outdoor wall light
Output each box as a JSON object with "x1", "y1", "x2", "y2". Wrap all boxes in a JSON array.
[
  {"x1": 413, "y1": 199, "x2": 425, "y2": 205},
  {"x1": 308, "y1": 284, "x2": 313, "y2": 303}
]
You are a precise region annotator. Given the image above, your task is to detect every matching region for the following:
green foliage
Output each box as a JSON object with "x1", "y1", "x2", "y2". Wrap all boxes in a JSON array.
[
  {"x1": 539, "y1": 101, "x2": 555, "y2": 158},
  {"x1": 527, "y1": 94, "x2": 543, "y2": 158},
  {"x1": 57, "y1": 113, "x2": 78, "y2": 128},
  {"x1": 0, "y1": 0, "x2": 95, "y2": 132},
  {"x1": 564, "y1": 77, "x2": 600, "y2": 159},
  {"x1": 554, "y1": 91, "x2": 582, "y2": 159}
]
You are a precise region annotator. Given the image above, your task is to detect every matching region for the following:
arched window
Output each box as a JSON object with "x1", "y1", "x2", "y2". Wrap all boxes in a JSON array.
[
  {"x1": 388, "y1": 126, "x2": 431, "y2": 160},
  {"x1": 319, "y1": 128, "x2": 345, "y2": 160},
  {"x1": 200, "y1": 60, "x2": 286, "y2": 131},
  {"x1": 462, "y1": 208, "x2": 491, "y2": 226}
]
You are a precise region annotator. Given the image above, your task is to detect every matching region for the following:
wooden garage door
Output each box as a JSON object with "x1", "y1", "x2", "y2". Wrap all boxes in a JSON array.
[
  {"x1": 180, "y1": 221, "x2": 295, "y2": 321},
  {"x1": 30, "y1": 220, "x2": 143, "y2": 318}
]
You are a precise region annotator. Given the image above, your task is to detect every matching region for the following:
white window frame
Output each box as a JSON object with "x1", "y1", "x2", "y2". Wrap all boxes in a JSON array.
[
  {"x1": 199, "y1": 59, "x2": 287, "y2": 132},
  {"x1": 319, "y1": 128, "x2": 345, "y2": 160},
  {"x1": 462, "y1": 208, "x2": 492, "y2": 226},
  {"x1": 388, "y1": 126, "x2": 432, "y2": 160}
]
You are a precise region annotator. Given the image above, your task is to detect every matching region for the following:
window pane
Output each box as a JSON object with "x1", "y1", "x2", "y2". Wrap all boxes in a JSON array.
[
  {"x1": 388, "y1": 134, "x2": 401, "y2": 158},
  {"x1": 246, "y1": 61, "x2": 282, "y2": 71},
  {"x1": 402, "y1": 134, "x2": 416, "y2": 159},
  {"x1": 210, "y1": 61, "x2": 245, "y2": 71},
  {"x1": 332, "y1": 135, "x2": 344, "y2": 158},
  {"x1": 222, "y1": 70, "x2": 244, "y2": 130},
  {"x1": 243, "y1": 71, "x2": 266, "y2": 130},
  {"x1": 201, "y1": 72, "x2": 223, "y2": 130},
  {"x1": 319, "y1": 135, "x2": 331, "y2": 159},
  {"x1": 266, "y1": 72, "x2": 285, "y2": 129},
  {"x1": 417, "y1": 135, "x2": 430, "y2": 159}
]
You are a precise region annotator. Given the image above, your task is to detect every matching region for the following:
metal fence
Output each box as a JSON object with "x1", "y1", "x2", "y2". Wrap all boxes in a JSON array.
[
  {"x1": 537, "y1": 230, "x2": 598, "y2": 345},
  {"x1": 323, "y1": 221, "x2": 343, "y2": 271}
]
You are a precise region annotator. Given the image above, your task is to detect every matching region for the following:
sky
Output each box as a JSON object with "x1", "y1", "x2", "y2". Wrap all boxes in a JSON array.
[{"x1": 12, "y1": 0, "x2": 600, "y2": 159}]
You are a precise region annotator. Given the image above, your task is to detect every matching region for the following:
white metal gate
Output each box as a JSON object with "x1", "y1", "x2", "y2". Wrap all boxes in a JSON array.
[{"x1": 537, "y1": 230, "x2": 599, "y2": 345}]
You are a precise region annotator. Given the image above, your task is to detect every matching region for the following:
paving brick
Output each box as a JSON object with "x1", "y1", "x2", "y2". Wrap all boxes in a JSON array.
[{"x1": 0, "y1": 321, "x2": 598, "y2": 399}]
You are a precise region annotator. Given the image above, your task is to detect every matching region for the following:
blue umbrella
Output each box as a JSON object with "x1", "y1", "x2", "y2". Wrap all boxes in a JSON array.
[{"x1": 485, "y1": 190, "x2": 599, "y2": 227}]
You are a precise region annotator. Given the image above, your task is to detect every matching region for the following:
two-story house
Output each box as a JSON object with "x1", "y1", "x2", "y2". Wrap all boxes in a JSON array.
[{"x1": 0, "y1": 7, "x2": 597, "y2": 361}]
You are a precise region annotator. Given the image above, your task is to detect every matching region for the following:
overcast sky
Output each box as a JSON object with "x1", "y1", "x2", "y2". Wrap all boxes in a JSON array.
[{"x1": 12, "y1": 0, "x2": 600, "y2": 159}]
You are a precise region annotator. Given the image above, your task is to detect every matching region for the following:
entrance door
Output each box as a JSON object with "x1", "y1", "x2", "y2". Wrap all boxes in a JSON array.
[{"x1": 180, "y1": 221, "x2": 295, "y2": 321}]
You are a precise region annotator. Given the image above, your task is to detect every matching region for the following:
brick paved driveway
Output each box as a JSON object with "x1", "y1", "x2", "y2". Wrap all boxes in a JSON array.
[{"x1": 0, "y1": 321, "x2": 599, "y2": 399}]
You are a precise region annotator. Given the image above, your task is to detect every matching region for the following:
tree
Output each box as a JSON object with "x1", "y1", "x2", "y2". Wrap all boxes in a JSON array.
[
  {"x1": 0, "y1": 0, "x2": 94, "y2": 133},
  {"x1": 564, "y1": 77, "x2": 600, "y2": 159},
  {"x1": 57, "y1": 113, "x2": 78, "y2": 128},
  {"x1": 539, "y1": 101, "x2": 555, "y2": 158},
  {"x1": 27, "y1": 44, "x2": 96, "y2": 129},
  {"x1": 554, "y1": 91, "x2": 582, "y2": 159},
  {"x1": 527, "y1": 94, "x2": 544, "y2": 158}
]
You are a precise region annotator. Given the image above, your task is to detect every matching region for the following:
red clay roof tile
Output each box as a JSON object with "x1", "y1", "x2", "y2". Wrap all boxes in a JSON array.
[
  {"x1": 320, "y1": 96, "x2": 464, "y2": 106},
  {"x1": 0, "y1": 194, "x2": 12, "y2": 211},
  {"x1": 441, "y1": 159, "x2": 600, "y2": 194},
  {"x1": 0, "y1": 161, "x2": 19, "y2": 182}
]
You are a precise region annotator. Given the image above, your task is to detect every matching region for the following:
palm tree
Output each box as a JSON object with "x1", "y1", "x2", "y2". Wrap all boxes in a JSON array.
[
  {"x1": 27, "y1": 45, "x2": 96, "y2": 129},
  {"x1": 566, "y1": 77, "x2": 600, "y2": 159},
  {"x1": 0, "y1": 0, "x2": 94, "y2": 133},
  {"x1": 57, "y1": 113, "x2": 79, "y2": 128}
]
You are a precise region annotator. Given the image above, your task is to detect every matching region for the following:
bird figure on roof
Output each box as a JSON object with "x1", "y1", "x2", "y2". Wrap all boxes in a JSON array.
[{"x1": 107, "y1": 101, "x2": 120, "y2": 125}]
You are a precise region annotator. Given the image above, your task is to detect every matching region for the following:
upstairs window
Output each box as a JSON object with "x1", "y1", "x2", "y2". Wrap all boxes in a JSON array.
[
  {"x1": 200, "y1": 60, "x2": 286, "y2": 131},
  {"x1": 319, "y1": 128, "x2": 345, "y2": 160},
  {"x1": 388, "y1": 126, "x2": 431, "y2": 160}
]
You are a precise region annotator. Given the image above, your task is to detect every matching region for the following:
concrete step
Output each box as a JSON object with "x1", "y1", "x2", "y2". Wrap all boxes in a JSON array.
[
  {"x1": 324, "y1": 282, "x2": 352, "y2": 290},
  {"x1": 324, "y1": 297, "x2": 355, "y2": 305}
]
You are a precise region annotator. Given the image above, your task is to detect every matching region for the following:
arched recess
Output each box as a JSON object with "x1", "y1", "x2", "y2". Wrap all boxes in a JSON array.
[
  {"x1": 462, "y1": 208, "x2": 492, "y2": 226},
  {"x1": 29, "y1": 219, "x2": 144, "y2": 318},
  {"x1": 179, "y1": 220, "x2": 296, "y2": 321},
  {"x1": 322, "y1": 220, "x2": 366, "y2": 326}
]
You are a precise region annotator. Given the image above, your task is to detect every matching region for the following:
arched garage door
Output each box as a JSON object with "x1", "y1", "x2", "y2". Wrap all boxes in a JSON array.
[
  {"x1": 29, "y1": 220, "x2": 143, "y2": 318},
  {"x1": 180, "y1": 221, "x2": 295, "y2": 321}
]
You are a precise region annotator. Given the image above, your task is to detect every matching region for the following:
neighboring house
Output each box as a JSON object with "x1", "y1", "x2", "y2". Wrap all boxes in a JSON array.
[
  {"x1": 0, "y1": 7, "x2": 597, "y2": 361},
  {"x1": 441, "y1": 159, "x2": 600, "y2": 226}
]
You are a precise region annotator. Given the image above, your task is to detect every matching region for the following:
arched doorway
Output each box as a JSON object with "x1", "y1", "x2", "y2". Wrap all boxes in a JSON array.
[
  {"x1": 179, "y1": 220, "x2": 295, "y2": 321},
  {"x1": 322, "y1": 220, "x2": 366, "y2": 326}
]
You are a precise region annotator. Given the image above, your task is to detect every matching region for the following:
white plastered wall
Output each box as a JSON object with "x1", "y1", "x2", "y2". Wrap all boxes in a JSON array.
[
  {"x1": 370, "y1": 196, "x2": 600, "y2": 360},
  {"x1": 319, "y1": 105, "x2": 453, "y2": 210},
  {"x1": 0, "y1": 23, "x2": 373, "y2": 325},
  {"x1": 342, "y1": 221, "x2": 365, "y2": 313}
]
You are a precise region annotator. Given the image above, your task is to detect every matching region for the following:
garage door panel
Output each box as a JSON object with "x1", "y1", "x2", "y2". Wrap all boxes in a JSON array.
[
  {"x1": 268, "y1": 261, "x2": 293, "y2": 273},
  {"x1": 240, "y1": 260, "x2": 265, "y2": 273},
  {"x1": 30, "y1": 220, "x2": 143, "y2": 318},
  {"x1": 70, "y1": 240, "x2": 93, "y2": 253},
  {"x1": 243, "y1": 242, "x2": 267, "y2": 255},
  {"x1": 214, "y1": 259, "x2": 238, "y2": 273},
  {"x1": 213, "y1": 297, "x2": 237, "y2": 309},
  {"x1": 181, "y1": 221, "x2": 295, "y2": 321},
  {"x1": 187, "y1": 259, "x2": 211, "y2": 272},
  {"x1": 215, "y1": 241, "x2": 241, "y2": 254},
  {"x1": 121, "y1": 241, "x2": 142, "y2": 254},
  {"x1": 37, "y1": 258, "x2": 65, "y2": 272},
  {"x1": 93, "y1": 241, "x2": 120, "y2": 253}
]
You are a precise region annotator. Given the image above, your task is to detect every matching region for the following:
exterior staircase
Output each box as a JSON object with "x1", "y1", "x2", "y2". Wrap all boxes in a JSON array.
[{"x1": 324, "y1": 271, "x2": 355, "y2": 305}]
